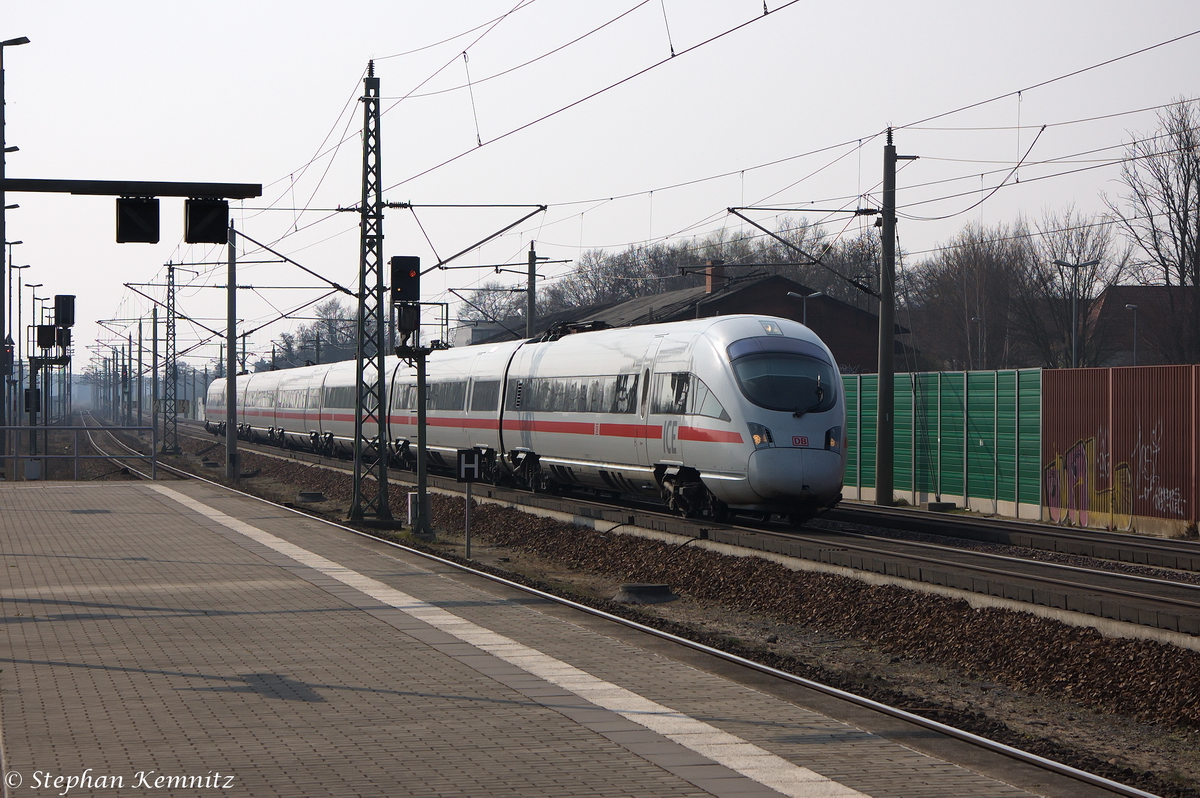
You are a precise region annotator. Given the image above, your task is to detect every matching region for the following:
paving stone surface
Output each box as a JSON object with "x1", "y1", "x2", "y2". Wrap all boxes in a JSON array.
[{"x1": 0, "y1": 481, "x2": 1040, "y2": 797}]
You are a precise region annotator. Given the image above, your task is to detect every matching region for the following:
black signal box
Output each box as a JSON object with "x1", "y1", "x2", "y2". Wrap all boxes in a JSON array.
[
  {"x1": 391, "y1": 256, "x2": 421, "y2": 302},
  {"x1": 116, "y1": 197, "x2": 160, "y2": 243},
  {"x1": 54, "y1": 295, "x2": 75, "y2": 327},
  {"x1": 185, "y1": 199, "x2": 229, "y2": 244},
  {"x1": 36, "y1": 325, "x2": 57, "y2": 350}
]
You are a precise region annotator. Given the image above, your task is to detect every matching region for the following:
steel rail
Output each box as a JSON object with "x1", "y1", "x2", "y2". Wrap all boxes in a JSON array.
[
  {"x1": 753, "y1": 526, "x2": 1200, "y2": 613},
  {"x1": 829, "y1": 525, "x2": 1200, "y2": 590},
  {"x1": 831, "y1": 504, "x2": 1200, "y2": 563}
]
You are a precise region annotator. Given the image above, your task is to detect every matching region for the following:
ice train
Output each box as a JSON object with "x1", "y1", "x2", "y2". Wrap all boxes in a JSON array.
[{"x1": 205, "y1": 314, "x2": 847, "y2": 520}]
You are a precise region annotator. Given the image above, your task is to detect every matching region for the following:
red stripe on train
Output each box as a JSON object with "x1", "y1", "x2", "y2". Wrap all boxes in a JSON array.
[{"x1": 678, "y1": 426, "x2": 744, "y2": 444}]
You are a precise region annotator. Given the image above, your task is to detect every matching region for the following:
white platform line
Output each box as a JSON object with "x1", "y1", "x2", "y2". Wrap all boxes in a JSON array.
[{"x1": 150, "y1": 484, "x2": 870, "y2": 798}]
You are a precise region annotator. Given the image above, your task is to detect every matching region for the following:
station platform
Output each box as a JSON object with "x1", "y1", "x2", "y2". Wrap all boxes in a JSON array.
[{"x1": 0, "y1": 480, "x2": 1087, "y2": 797}]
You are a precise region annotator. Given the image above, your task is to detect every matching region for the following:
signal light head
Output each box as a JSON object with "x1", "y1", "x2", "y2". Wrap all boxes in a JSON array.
[{"x1": 391, "y1": 255, "x2": 421, "y2": 302}]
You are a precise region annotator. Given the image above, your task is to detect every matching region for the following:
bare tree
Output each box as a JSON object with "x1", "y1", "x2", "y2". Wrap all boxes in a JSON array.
[
  {"x1": 458, "y1": 279, "x2": 527, "y2": 324},
  {"x1": 903, "y1": 222, "x2": 1031, "y2": 370},
  {"x1": 1108, "y1": 99, "x2": 1200, "y2": 362},
  {"x1": 1010, "y1": 208, "x2": 1130, "y2": 367}
]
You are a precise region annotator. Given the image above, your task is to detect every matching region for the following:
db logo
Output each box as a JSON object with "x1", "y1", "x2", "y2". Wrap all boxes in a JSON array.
[{"x1": 792, "y1": 436, "x2": 809, "y2": 447}]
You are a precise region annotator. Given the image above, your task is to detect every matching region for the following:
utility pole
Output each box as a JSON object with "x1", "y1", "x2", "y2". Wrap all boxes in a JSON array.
[
  {"x1": 161, "y1": 264, "x2": 180, "y2": 452},
  {"x1": 226, "y1": 223, "x2": 239, "y2": 482},
  {"x1": 349, "y1": 60, "x2": 392, "y2": 524},
  {"x1": 151, "y1": 306, "x2": 158, "y2": 440},
  {"x1": 136, "y1": 319, "x2": 143, "y2": 423},
  {"x1": 876, "y1": 128, "x2": 917, "y2": 508},
  {"x1": 526, "y1": 241, "x2": 537, "y2": 338},
  {"x1": 126, "y1": 334, "x2": 133, "y2": 427}
]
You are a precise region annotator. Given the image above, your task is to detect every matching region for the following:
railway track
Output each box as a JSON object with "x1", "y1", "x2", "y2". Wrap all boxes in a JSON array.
[
  {"x1": 826, "y1": 504, "x2": 1200, "y2": 573},
  {"x1": 76, "y1": 412, "x2": 1165, "y2": 798},
  {"x1": 145, "y1": 415, "x2": 1200, "y2": 644}
]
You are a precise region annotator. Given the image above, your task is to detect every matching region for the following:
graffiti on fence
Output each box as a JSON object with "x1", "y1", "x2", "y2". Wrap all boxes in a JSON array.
[
  {"x1": 1043, "y1": 433, "x2": 1132, "y2": 529},
  {"x1": 1131, "y1": 418, "x2": 1187, "y2": 518}
]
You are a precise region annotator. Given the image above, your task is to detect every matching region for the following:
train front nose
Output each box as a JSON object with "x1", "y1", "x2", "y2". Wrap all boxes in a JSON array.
[{"x1": 747, "y1": 447, "x2": 843, "y2": 505}]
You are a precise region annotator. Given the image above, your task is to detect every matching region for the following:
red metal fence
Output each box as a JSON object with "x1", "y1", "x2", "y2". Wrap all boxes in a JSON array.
[{"x1": 1042, "y1": 366, "x2": 1197, "y2": 534}]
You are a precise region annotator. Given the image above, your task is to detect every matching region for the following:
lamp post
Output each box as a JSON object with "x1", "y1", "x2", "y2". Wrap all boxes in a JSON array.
[
  {"x1": 22, "y1": 280, "x2": 39, "y2": 374},
  {"x1": 970, "y1": 316, "x2": 984, "y2": 370},
  {"x1": 28, "y1": 288, "x2": 44, "y2": 329},
  {"x1": 1125, "y1": 303, "x2": 1139, "y2": 366},
  {"x1": 2, "y1": 240, "x2": 18, "y2": 455},
  {"x1": 23, "y1": 281, "x2": 41, "y2": 435},
  {"x1": 1053, "y1": 258, "x2": 1100, "y2": 368},
  {"x1": 2, "y1": 36, "x2": 30, "y2": 465},
  {"x1": 786, "y1": 291, "x2": 824, "y2": 326},
  {"x1": 9, "y1": 263, "x2": 26, "y2": 432},
  {"x1": 26, "y1": 289, "x2": 44, "y2": 458}
]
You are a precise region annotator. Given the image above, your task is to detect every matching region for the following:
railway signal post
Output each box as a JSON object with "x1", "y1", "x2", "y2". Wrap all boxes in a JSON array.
[{"x1": 392, "y1": 255, "x2": 435, "y2": 541}]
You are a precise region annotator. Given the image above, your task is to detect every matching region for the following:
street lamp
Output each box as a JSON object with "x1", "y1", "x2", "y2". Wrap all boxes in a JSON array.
[
  {"x1": 1125, "y1": 303, "x2": 1139, "y2": 366},
  {"x1": 2, "y1": 240, "x2": 19, "y2": 453},
  {"x1": 23, "y1": 281, "x2": 40, "y2": 358},
  {"x1": 1053, "y1": 258, "x2": 1100, "y2": 368},
  {"x1": 32, "y1": 294, "x2": 47, "y2": 329},
  {"x1": 786, "y1": 291, "x2": 824, "y2": 326},
  {"x1": 2, "y1": 37, "x2": 30, "y2": 464},
  {"x1": 970, "y1": 316, "x2": 985, "y2": 370}
]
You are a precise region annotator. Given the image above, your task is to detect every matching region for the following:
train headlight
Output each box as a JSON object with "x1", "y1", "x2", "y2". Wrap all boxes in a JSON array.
[
  {"x1": 748, "y1": 422, "x2": 774, "y2": 449},
  {"x1": 825, "y1": 425, "x2": 841, "y2": 450}
]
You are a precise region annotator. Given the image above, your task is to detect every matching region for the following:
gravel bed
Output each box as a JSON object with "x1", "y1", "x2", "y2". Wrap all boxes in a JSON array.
[{"x1": 167, "y1": 435, "x2": 1200, "y2": 797}]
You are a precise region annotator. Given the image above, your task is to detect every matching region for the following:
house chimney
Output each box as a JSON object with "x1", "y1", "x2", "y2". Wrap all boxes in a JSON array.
[{"x1": 705, "y1": 260, "x2": 726, "y2": 294}]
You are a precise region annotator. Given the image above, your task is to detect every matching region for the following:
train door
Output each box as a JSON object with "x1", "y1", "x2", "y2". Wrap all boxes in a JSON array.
[
  {"x1": 302, "y1": 367, "x2": 328, "y2": 437},
  {"x1": 383, "y1": 360, "x2": 406, "y2": 449},
  {"x1": 634, "y1": 337, "x2": 665, "y2": 467},
  {"x1": 313, "y1": 370, "x2": 332, "y2": 439},
  {"x1": 643, "y1": 333, "x2": 695, "y2": 469}
]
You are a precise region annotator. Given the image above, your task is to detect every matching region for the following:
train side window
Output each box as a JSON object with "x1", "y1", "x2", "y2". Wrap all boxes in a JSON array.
[
  {"x1": 428, "y1": 381, "x2": 467, "y2": 411},
  {"x1": 670, "y1": 373, "x2": 689, "y2": 414},
  {"x1": 610, "y1": 373, "x2": 639, "y2": 414},
  {"x1": 324, "y1": 386, "x2": 355, "y2": 409},
  {"x1": 390, "y1": 383, "x2": 412, "y2": 410},
  {"x1": 589, "y1": 378, "x2": 610, "y2": 413},
  {"x1": 470, "y1": 380, "x2": 501, "y2": 412},
  {"x1": 689, "y1": 378, "x2": 730, "y2": 421},
  {"x1": 649, "y1": 373, "x2": 687, "y2": 415}
]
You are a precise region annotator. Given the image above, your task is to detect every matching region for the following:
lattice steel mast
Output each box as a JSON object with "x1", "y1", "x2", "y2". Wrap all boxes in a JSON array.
[
  {"x1": 161, "y1": 263, "x2": 180, "y2": 453},
  {"x1": 350, "y1": 61, "x2": 391, "y2": 521}
]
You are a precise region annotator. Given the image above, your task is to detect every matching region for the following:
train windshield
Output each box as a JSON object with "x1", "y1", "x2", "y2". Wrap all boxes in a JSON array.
[{"x1": 728, "y1": 337, "x2": 837, "y2": 414}]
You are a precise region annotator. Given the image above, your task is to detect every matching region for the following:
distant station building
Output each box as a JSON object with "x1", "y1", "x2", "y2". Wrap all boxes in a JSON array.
[{"x1": 454, "y1": 264, "x2": 908, "y2": 374}]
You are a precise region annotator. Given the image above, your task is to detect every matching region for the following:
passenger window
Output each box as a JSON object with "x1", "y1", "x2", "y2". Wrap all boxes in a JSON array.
[
  {"x1": 471, "y1": 380, "x2": 501, "y2": 412},
  {"x1": 610, "y1": 374, "x2": 639, "y2": 414}
]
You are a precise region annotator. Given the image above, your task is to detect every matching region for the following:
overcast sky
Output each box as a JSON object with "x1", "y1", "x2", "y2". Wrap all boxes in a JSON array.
[{"x1": 4, "y1": 0, "x2": 1200, "y2": 371}]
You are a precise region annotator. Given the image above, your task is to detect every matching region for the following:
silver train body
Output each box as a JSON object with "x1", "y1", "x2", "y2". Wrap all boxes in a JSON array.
[{"x1": 205, "y1": 315, "x2": 847, "y2": 518}]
